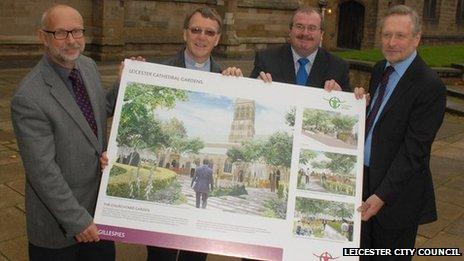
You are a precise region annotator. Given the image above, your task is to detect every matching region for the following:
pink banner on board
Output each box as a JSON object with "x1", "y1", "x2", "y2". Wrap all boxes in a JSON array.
[{"x1": 97, "y1": 224, "x2": 283, "y2": 260}]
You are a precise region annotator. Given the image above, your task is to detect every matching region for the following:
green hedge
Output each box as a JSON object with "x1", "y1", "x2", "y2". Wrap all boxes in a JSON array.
[
  {"x1": 211, "y1": 184, "x2": 247, "y2": 197},
  {"x1": 109, "y1": 165, "x2": 127, "y2": 177},
  {"x1": 323, "y1": 180, "x2": 354, "y2": 196},
  {"x1": 263, "y1": 196, "x2": 287, "y2": 219}
]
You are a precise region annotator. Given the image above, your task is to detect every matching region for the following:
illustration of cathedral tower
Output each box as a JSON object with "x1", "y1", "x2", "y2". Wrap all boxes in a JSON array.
[{"x1": 228, "y1": 98, "x2": 255, "y2": 143}]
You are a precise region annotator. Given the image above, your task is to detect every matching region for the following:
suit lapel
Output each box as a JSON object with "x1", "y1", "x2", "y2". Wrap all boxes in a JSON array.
[
  {"x1": 280, "y1": 44, "x2": 296, "y2": 84},
  {"x1": 377, "y1": 68, "x2": 415, "y2": 120},
  {"x1": 178, "y1": 49, "x2": 187, "y2": 68},
  {"x1": 42, "y1": 58, "x2": 100, "y2": 152},
  {"x1": 376, "y1": 57, "x2": 421, "y2": 122},
  {"x1": 210, "y1": 56, "x2": 222, "y2": 73},
  {"x1": 369, "y1": 61, "x2": 386, "y2": 98},
  {"x1": 308, "y1": 48, "x2": 328, "y2": 88}
]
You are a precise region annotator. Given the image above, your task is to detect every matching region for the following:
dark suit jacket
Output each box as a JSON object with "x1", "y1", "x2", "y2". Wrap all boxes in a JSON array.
[
  {"x1": 365, "y1": 55, "x2": 446, "y2": 229},
  {"x1": 11, "y1": 55, "x2": 109, "y2": 248},
  {"x1": 250, "y1": 44, "x2": 351, "y2": 91},
  {"x1": 163, "y1": 47, "x2": 222, "y2": 73},
  {"x1": 191, "y1": 165, "x2": 214, "y2": 193}
]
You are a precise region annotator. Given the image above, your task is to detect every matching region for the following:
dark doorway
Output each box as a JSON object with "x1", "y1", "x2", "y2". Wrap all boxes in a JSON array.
[{"x1": 337, "y1": 1, "x2": 365, "y2": 49}]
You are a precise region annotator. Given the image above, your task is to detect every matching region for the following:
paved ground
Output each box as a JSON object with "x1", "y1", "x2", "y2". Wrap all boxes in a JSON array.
[
  {"x1": 0, "y1": 61, "x2": 463, "y2": 260},
  {"x1": 302, "y1": 131, "x2": 357, "y2": 150},
  {"x1": 298, "y1": 177, "x2": 327, "y2": 193},
  {"x1": 178, "y1": 174, "x2": 280, "y2": 217}
]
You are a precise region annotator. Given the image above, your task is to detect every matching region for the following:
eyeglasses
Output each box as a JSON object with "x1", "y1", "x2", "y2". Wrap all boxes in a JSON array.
[
  {"x1": 188, "y1": 27, "x2": 219, "y2": 37},
  {"x1": 292, "y1": 23, "x2": 321, "y2": 32},
  {"x1": 381, "y1": 32, "x2": 410, "y2": 41},
  {"x1": 42, "y1": 29, "x2": 85, "y2": 40}
]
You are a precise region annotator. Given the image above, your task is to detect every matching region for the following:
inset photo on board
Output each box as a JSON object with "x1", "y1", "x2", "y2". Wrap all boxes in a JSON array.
[
  {"x1": 293, "y1": 197, "x2": 354, "y2": 242},
  {"x1": 297, "y1": 149, "x2": 356, "y2": 196},
  {"x1": 300, "y1": 108, "x2": 359, "y2": 150},
  {"x1": 106, "y1": 82, "x2": 294, "y2": 219}
]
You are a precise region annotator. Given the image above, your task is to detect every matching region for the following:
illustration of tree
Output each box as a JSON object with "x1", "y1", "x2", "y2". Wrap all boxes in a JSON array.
[
  {"x1": 226, "y1": 139, "x2": 264, "y2": 183},
  {"x1": 285, "y1": 107, "x2": 296, "y2": 127},
  {"x1": 160, "y1": 118, "x2": 204, "y2": 157},
  {"x1": 262, "y1": 131, "x2": 292, "y2": 202},
  {"x1": 117, "y1": 83, "x2": 188, "y2": 165},
  {"x1": 117, "y1": 110, "x2": 167, "y2": 165},
  {"x1": 303, "y1": 109, "x2": 332, "y2": 134},
  {"x1": 322, "y1": 152, "x2": 356, "y2": 177},
  {"x1": 296, "y1": 198, "x2": 326, "y2": 215},
  {"x1": 172, "y1": 137, "x2": 204, "y2": 155},
  {"x1": 296, "y1": 198, "x2": 352, "y2": 220},
  {"x1": 299, "y1": 150, "x2": 317, "y2": 165},
  {"x1": 330, "y1": 202, "x2": 353, "y2": 220},
  {"x1": 161, "y1": 118, "x2": 187, "y2": 138},
  {"x1": 262, "y1": 132, "x2": 292, "y2": 171},
  {"x1": 332, "y1": 114, "x2": 357, "y2": 134}
]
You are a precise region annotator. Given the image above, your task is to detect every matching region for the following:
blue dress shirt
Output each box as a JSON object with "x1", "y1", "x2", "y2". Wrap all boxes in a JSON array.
[{"x1": 364, "y1": 51, "x2": 417, "y2": 166}]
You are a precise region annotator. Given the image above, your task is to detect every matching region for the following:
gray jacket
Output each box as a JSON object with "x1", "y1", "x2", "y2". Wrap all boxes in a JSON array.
[{"x1": 11, "y1": 55, "x2": 109, "y2": 248}]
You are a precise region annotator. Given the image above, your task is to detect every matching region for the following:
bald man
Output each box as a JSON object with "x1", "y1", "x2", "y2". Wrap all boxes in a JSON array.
[{"x1": 11, "y1": 5, "x2": 115, "y2": 260}]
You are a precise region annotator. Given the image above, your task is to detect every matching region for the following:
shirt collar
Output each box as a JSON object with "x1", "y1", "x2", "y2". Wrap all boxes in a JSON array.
[
  {"x1": 291, "y1": 47, "x2": 318, "y2": 66},
  {"x1": 386, "y1": 50, "x2": 417, "y2": 77},
  {"x1": 45, "y1": 54, "x2": 77, "y2": 76},
  {"x1": 184, "y1": 49, "x2": 211, "y2": 71}
]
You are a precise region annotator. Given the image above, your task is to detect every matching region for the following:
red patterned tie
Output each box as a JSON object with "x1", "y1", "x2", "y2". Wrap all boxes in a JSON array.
[
  {"x1": 69, "y1": 68, "x2": 98, "y2": 137},
  {"x1": 365, "y1": 66, "x2": 394, "y2": 136}
]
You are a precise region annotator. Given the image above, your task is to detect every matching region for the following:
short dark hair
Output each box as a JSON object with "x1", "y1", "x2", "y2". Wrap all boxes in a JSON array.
[
  {"x1": 203, "y1": 159, "x2": 210, "y2": 165},
  {"x1": 183, "y1": 6, "x2": 222, "y2": 33},
  {"x1": 289, "y1": 5, "x2": 324, "y2": 31}
]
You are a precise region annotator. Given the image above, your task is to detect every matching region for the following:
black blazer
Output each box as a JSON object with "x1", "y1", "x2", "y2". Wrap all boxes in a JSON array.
[
  {"x1": 250, "y1": 44, "x2": 351, "y2": 91},
  {"x1": 365, "y1": 55, "x2": 446, "y2": 229},
  {"x1": 163, "y1": 47, "x2": 222, "y2": 73}
]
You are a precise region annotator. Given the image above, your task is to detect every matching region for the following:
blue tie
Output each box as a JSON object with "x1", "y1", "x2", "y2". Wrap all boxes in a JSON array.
[{"x1": 296, "y1": 58, "x2": 309, "y2": 85}]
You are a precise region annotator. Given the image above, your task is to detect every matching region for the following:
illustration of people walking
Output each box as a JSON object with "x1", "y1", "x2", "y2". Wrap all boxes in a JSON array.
[
  {"x1": 269, "y1": 172, "x2": 276, "y2": 192},
  {"x1": 190, "y1": 160, "x2": 198, "y2": 178},
  {"x1": 191, "y1": 159, "x2": 214, "y2": 208}
]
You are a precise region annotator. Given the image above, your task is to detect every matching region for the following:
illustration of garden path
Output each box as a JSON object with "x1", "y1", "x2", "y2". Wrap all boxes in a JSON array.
[
  {"x1": 302, "y1": 131, "x2": 356, "y2": 149},
  {"x1": 323, "y1": 225, "x2": 347, "y2": 241},
  {"x1": 298, "y1": 177, "x2": 326, "y2": 192},
  {"x1": 176, "y1": 174, "x2": 280, "y2": 216}
]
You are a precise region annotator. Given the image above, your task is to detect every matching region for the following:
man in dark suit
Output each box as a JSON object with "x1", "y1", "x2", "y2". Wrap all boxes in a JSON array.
[
  {"x1": 147, "y1": 6, "x2": 228, "y2": 261},
  {"x1": 191, "y1": 159, "x2": 214, "y2": 208},
  {"x1": 11, "y1": 4, "x2": 115, "y2": 260},
  {"x1": 360, "y1": 5, "x2": 446, "y2": 259},
  {"x1": 163, "y1": 6, "x2": 223, "y2": 74},
  {"x1": 250, "y1": 6, "x2": 350, "y2": 91}
]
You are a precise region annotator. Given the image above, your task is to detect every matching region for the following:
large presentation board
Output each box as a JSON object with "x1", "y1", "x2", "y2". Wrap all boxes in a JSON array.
[{"x1": 95, "y1": 60, "x2": 366, "y2": 260}]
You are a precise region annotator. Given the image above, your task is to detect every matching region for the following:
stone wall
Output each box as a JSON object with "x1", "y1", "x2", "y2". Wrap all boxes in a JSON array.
[
  {"x1": 0, "y1": 0, "x2": 94, "y2": 63},
  {"x1": 419, "y1": 0, "x2": 464, "y2": 45},
  {"x1": 347, "y1": 59, "x2": 463, "y2": 90},
  {"x1": 0, "y1": 0, "x2": 463, "y2": 63}
]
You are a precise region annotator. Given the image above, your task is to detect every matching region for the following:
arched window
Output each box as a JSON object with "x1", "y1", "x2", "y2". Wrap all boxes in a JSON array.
[
  {"x1": 457, "y1": 0, "x2": 464, "y2": 24},
  {"x1": 423, "y1": 0, "x2": 438, "y2": 20}
]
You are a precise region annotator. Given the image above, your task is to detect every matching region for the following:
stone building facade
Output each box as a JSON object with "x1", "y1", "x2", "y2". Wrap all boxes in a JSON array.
[
  {"x1": 0, "y1": 0, "x2": 463, "y2": 63},
  {"x1": 228, "y1": 99, "x2": 255, "y2": 143}
]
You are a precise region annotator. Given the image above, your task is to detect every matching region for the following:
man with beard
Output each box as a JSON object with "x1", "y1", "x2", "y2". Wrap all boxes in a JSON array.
[
  {"x1": 250, "y1": 6, "x2": 350, "y2": 91},
  {"x1": 11, "y1": 4, "x2": 115, "y2": 260}
]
